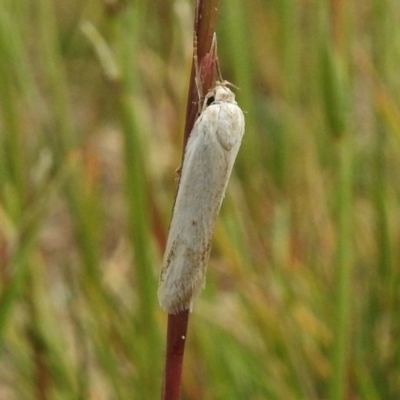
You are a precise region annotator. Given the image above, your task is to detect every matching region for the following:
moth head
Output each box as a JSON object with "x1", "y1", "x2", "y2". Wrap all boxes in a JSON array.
[{"x1": 203, "y1": 83, "x2": 236, "y2": 110}]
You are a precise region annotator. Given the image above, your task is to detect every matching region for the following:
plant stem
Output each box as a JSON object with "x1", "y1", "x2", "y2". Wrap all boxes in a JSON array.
[{"x1": 161, "y1": 1, "x2": 219, "y2": 399}]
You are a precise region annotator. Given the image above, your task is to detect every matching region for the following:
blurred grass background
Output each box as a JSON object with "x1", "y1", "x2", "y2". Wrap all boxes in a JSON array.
[{"x1": 1, "y1": 0, "x2": 400, "y2": 399}]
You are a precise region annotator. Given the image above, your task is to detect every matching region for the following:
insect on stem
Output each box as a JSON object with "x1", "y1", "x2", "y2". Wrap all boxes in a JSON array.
[{"x1": 158, "y1": 82, "x2": 245, "y2": 314}]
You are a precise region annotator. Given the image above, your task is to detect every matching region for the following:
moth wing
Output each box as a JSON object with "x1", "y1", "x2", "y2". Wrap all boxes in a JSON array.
[
  {"x1": 158, "y1": 102, "x2": 245, "y2": 314},
  {"x1": 158, "y1": 109, "x2": 230, "y2": 313}
]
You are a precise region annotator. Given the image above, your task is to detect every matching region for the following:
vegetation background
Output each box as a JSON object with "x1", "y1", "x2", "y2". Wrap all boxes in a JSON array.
[{"x1": 1, "y1": 0, "x2": 399, "y2": 399}]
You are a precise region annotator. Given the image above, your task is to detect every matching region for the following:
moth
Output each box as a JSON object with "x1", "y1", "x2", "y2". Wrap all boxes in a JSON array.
[{"x1": 158, "y1": 83, "x2": 245, "y2": 314}]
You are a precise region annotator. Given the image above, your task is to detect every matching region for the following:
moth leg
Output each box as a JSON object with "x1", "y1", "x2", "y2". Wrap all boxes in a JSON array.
[{"x1": 175, "y1": 164, "x2": 182, "y2": 178}]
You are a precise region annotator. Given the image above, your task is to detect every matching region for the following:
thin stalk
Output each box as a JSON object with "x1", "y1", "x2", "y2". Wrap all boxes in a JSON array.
[
  {"x1": 112, "y1": 4, "x2": 160, "y2": 397},
  {"x1": 161, "y1": 1, "x2": 219, "y2": 399},
  {"x1": 161, "y1": 312, "x2": 190, "y2": 400},
  {"x1": 329, "y1": 135, "x2": 354, "y2": 400},
  {"x1": 326, "y1": 1, "x2": 354, "y2": 398}
]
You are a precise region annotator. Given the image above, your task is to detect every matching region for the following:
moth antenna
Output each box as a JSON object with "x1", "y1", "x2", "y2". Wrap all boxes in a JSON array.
[
  {"x1": 193, "y1": 32, "x2": 203, "y2": 114},
  {"x1": 213, "y1": 33, "x2": 224, "y2": 84},
  {"x1": 216, "y1": 79, "x2": 240, "y2": 91}
]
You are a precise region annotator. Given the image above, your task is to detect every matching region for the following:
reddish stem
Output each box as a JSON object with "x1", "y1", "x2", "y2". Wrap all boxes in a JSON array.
[
  {"x1": 161, "y1": 311, "x2": 189, "y2": 400},
  {"x1": 161, "y1": 1, "x2": 219, "y2": 399},
  {"x1": 183, "y1": 0, "x2": 220, "y2": 149}
]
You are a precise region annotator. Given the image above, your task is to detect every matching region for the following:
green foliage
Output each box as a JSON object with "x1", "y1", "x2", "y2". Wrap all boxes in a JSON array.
[{"x1": 0, "y1": 0, "x2": 400, "y2": 399}]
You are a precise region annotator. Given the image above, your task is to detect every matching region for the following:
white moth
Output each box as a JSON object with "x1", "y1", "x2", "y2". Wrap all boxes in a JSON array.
[{"x1": 158, "y1": 83, "x2": 245, "y2": 314}]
